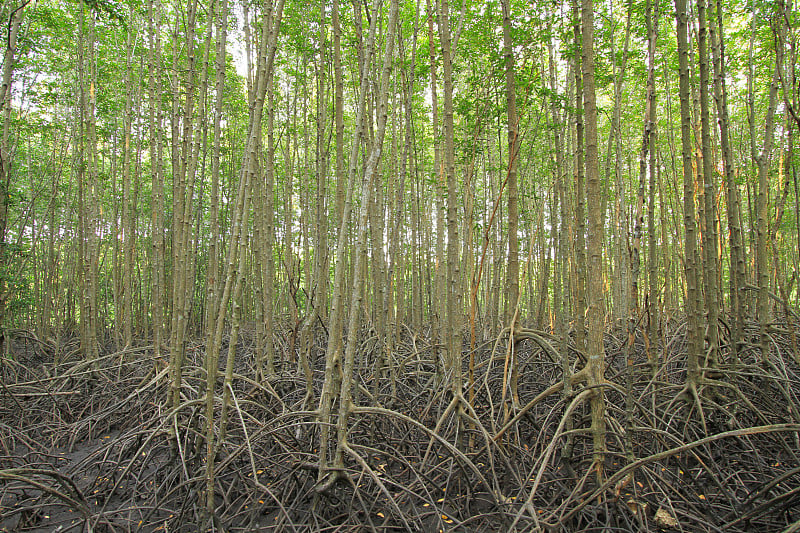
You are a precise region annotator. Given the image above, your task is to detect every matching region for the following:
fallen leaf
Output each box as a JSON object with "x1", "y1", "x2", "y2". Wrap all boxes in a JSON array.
[
  {"x1": 625, "y1": 499, "x2": 647, "y2": 515},
  {"x1": 655, "y1": 507, "x2": 678, "y2": 528}
]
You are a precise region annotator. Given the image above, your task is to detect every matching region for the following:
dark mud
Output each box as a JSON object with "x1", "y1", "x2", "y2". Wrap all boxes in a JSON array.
[{"x1": 1, "y1": 321, "x2": 799, "y2": 532}]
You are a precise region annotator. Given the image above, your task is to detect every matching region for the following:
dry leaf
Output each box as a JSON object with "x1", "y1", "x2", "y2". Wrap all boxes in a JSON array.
[
  {"x1": 625, "y1": 498, "x2": 647, "y2": 516},
  {"x1": 655, "y1": 507, "x2": 678, "y2": 529}
]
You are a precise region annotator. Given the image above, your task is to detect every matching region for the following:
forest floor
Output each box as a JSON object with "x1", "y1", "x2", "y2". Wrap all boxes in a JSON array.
[{"x1": 1, "y1": 320, "x2": 800, "y2": 532}]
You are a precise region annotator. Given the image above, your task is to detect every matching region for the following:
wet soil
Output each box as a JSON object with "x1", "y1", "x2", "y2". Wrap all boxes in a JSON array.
[{"x1": 2, "y1": 321, "x2": 799, "y2": 532}]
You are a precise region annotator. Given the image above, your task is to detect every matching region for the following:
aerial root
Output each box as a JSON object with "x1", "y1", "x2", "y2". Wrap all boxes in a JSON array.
[{"x1": 2, "y1": 321, "x2": 799, "y2": 531}]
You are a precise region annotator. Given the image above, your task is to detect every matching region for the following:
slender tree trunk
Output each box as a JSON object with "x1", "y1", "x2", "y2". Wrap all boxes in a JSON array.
[
  {"x1": 332, "y1": 0, "x2": 345, "y2": 274},
  {"x1": 399, "y1": 10, "x2": 421, "y2": 336},
  {"x1": 607, "y1": 0, "x2": 633, "y2": 324},
  {"x1": 262, "y1": 74, "x2": 277, "y2": 379},
  {"x1": 296, "y1": 3, "x2": 328, "y2": 404},
  {"x1": 548, "y1": 33, "x2": 575, "y2": 471},
  {"x1": 168, "y1": 0, "x2": 200, "y2": 410},
  {"x1": 501, "y1": 0, "x2": 520, "y2": 418},
  {"x1": 206, "y1": 0, "x2": 228, "y2": 363},
  {"x1": 313, "y1": 3, "x2": 329, "y2": 322},
  {"x1": 204, "y1": 0, "x2": 285, "y2": 518},
  {"x1": 316, "y1": 0, "x2": 399, "y2": 490},
  {"x1": 317, "y1": 0, "x2": 382, "y2": 489},
  {"x1": 0, "y1": 1, "x2": 25, "y2": 353},
  {"x1": 748, "y1": 4, "x2": 781, "y2": 362},
  {"x1": 121, "y1": 20, "x2": 137, "y2": 348},
  {"x1": 627, "y1": 0, "x2": 658, "y2": 462},
  {"x1": 77, "y1": 1, "x2": 100, "y2": 362},
  {"x1": 709, "y1": 1, "x2": 744, "y2": 363},
  {"x1": 698, "y1": 0, "x2": 720, "y2": 372},
  {"x1": 427, "y1": 0, "x2": 446, "y2": 383},
  {"x1": 147, "y1": 0, "x2": 166, "y2": 361},
  {"x1": 646, "y1": 0, "x2": 660, "y2": 372},
  {"x1": 438, "y1": 0, "x2": 463, "y2": 403},
  {"x1": 572, "y1": 0, "x2": 586, "y2": 355},
  {"x1": 675, "y1": 0, "x2": 703, "y2": 394},
  {"x1": 773, "y1": 0, "x2": 800, "y2": 344},
  {"x1": 581, "y1": 0, "x2": 606, "y2": 480},
  {"x1": 500, "y1": 4, "x2": 519, "y2": 315},
  {"x1": 370, "y1": 156, "x2": 388, "y2": 386}
]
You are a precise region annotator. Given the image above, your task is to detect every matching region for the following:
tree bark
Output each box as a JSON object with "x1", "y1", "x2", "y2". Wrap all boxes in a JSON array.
[
  {"x1": 646, "y1": 0, "x2": 660, "y2": 374},
  {"x1": 675, "y1": 0, "x2": 703, "y2": 393},
  {"x1": 709, "y1": 0, "x2": 745, "y2": 364},
  {"x1": 607, "y1": 0, "x2": 633, "y2": 324},
  {"x1": 147, "y1": 0, "x2": 166, "y2": 361},
  {"x1": 698, "y1": 0, "x2": 721, "y2": 372},
  {"x1": 317, "y1": 0, "x2": 383, "y2": 488},
  {"x1": 572, "y1": 0, "x2": 586, "y2": 355},
  {"x1": 121, "y1": 19, "x2": 137, "y2": 348},
  {"x1": 204, "y1": 0, "x2": 285, "y2": 518},
  {"x1": 581, "y1": 0, "x2": 607, "y2": 480},
  {"x1": 0, "y1": 1, "x2": 25, "y2": 354},
  {"x1": 438, "y1": 0, "x2": 463, "y2": 403},
  {"x1": 748, "y1": 5, "x2": 780, "y2": 362},
  {"x1": 77, "y1": 1, "x2": 100, "y2": 362}
]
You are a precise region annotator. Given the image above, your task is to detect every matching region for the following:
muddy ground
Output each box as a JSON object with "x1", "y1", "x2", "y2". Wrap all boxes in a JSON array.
[{"x1": 2, "y1": 321, "x2": 799, "y2": 532}]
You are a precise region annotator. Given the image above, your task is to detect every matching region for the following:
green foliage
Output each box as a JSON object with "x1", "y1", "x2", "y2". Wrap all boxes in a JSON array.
[
  {"x1": 81, "y1": 0, "x2": 126, "y2": 25},
  {"x1": 0, "y1": 242, "x2": 32, "y2": 320},
  {"x1": 2, "y1": 0, "x2": 797, "y2": 337}
]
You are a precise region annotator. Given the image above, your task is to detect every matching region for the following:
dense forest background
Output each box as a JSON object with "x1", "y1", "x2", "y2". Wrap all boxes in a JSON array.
[{"x1": 1, "y1": 0, "x2": 799, "y2": 531}]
